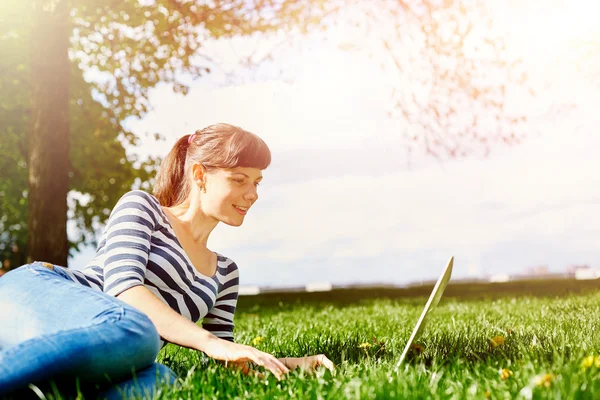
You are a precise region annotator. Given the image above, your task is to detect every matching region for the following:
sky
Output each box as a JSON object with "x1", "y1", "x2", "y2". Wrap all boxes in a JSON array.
[{"x1": 70, "y1": 0, "x2": 600, "y2": 288}]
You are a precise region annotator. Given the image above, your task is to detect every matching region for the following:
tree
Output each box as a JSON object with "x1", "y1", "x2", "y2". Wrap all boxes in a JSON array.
[
  {"x1": 0, "y1": 0, "x2": 333, "y2": 267},
  {"x1": 28, "y1": 0, "x2": 70, "y2": 266}
]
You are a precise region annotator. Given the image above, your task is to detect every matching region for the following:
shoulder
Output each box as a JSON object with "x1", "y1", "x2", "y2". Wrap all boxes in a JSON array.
[
  {"x1": 118, "y1": 190, "x2": 160, "y2": 206},
  {"x1": 216, "y1": 253, "x2": 239, "y2": 276},
  {"x1": 111, "y1": 190, "x2": 162, "y2": 226}
]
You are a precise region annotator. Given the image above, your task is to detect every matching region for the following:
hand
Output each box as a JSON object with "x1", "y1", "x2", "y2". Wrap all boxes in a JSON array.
[
  {"x1": 226, "y1": 361, "x2": 266, "y2": 379},
  {"x1": 280, "y1": 354, "x2": 336, "y2": 374},
  {"x1": 202, "y1": 338, "x2": 289, "y2": 380}
]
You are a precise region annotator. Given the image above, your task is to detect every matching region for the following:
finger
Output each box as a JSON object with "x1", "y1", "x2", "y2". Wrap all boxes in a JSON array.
[
  {"x1": 312, "y1": 355, "x2": 335, "y2": 372},
  {"x1": 257, "y1": 351, "x2": 289, "y2": 374},
  {"x1": 266, "y1": 363, "x2": 285, "y2": 380},
  {"x1": 252, "y1": 354, "x2": 286, "y2": 380},
  {"x1": 321, "y1": 357, "x2": 336, "y2": 372},
  {"x1": 264, "y1": 357, "x2": 289, "y2": 379},
  {"x1": 271, "y1": 356, "x2": 290, "y2": 374}
]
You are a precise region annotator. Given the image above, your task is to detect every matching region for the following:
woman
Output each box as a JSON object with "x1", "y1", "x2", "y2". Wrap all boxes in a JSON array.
[{"x1": 0, "y1": 123, "x2": 334, "y2": 399}]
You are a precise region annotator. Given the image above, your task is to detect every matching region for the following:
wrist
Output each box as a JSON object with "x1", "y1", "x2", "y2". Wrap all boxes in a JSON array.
[
  {"x1": 195, "y1": 331, "x2": 220, "y2": 353},
  {"x1": 278, "y1": 357, "x2": 296, "y2": 368}
]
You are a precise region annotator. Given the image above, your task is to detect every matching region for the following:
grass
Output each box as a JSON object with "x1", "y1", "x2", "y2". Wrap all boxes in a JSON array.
[
  {"x1": 151, "y1": 279, "x2": 600, "y2": 399},
  {"x1": 44, "y1": 279, "x2": 600, "y2": 399}
]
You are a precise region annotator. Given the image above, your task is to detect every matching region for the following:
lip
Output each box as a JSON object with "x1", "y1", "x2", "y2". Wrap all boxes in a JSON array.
[{"x1": 233, "y1": 205, "x2": 248, "y2": 215}]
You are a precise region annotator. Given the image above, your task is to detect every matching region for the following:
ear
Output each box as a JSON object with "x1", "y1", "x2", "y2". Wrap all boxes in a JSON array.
[{"x1": 191, "y1": 163, "x2": 206, "y2": 183}]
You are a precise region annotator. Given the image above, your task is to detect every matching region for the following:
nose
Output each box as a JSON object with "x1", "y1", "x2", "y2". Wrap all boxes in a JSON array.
[{"x1": 244, "y1": 185, "x2": 258, "y2": 203}]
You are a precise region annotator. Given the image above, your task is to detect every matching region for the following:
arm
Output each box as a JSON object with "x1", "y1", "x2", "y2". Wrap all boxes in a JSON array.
[
  {"x1": 117, "y1": 285, "x2": 287, "y2": 379},
  {"x1": 102, "y1": 192, "x2": 289, "y2": 378},
  {"x1": 116, "y1": 278, "x2": 331, "y2": 378},
  {"x1": 202, "y1": 259, "x2": 239, "y2": 342},
  {"x1": 117, "y1": 285, "x2": 220, "y2": 351}
]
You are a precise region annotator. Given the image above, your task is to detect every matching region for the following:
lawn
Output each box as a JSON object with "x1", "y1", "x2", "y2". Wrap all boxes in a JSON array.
[
  {"x1": 40, "y1": 278, "x2": 600, "y2": 399},
  {"x1": 147, "y1": 278, "x2": 600, "y2": 399}
]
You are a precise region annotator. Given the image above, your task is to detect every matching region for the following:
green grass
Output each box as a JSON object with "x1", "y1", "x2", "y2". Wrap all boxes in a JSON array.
[
  {"x1": 148, "y1": 279, "x2": 600, "y2": 399},
  {"x1": 48, "y1": 279, "x2": 600, "y2": 399}
]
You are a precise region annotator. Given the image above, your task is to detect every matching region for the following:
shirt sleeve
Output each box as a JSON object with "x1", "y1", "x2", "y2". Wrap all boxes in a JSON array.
[
  {"x1": 203, "y1": 261, "x2": 239, "y2": 342},
  {"x1": 102, "y1": 190, "x2": 157, "y2": 297}
]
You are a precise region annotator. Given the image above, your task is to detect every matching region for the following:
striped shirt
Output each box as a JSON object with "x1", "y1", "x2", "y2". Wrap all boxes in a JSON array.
[{"x1": 54, "y1": 190, "x2": 239, "y2": 346}]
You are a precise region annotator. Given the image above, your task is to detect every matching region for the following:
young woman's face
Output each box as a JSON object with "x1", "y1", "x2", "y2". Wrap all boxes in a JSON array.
[{"x1": 202, "y1": 166, "x2": 262, "y2": 226}]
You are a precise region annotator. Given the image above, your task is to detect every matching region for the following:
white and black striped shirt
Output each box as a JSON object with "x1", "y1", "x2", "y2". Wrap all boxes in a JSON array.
[{"x1": 54, "y1": 190, "x2": 239, "y2": 345}]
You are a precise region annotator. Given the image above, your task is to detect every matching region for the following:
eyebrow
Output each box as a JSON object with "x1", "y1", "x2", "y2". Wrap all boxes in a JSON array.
[{"x1": 233, "y1": 172, "x2": 263, "y2": 180}]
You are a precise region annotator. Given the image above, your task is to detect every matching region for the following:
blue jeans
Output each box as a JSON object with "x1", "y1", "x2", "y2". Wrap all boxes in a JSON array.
[{"x1": 0, "y1": 262, "x2": 177, "y2": 399}]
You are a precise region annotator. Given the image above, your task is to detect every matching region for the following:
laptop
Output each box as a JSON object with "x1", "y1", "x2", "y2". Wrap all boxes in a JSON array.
[{"x1": 396, "y1": 256, "x2": 454, "y2": 369}]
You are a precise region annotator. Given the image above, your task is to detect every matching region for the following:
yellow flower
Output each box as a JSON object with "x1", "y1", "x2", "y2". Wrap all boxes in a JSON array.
[
  {"x1": 581, "y1": 355, "x2": 600, "y2": 370},
  {"x1": 535, "y1": 373, "x2": 555, "y2": 388},
  {"x1": 500, "y1": 368, "x2": 514, "y2": 380},
  {"x1": 582, "y1": 355, "x2": 595, "y2": 370},
  {"x1": 358, "y1": 342, "x2": 372, "y2": 349},
  {"x1": 490, "y1": 336, "x2": 506, "y2": 348},
  {"x1": 581, "y1": 356, "x2": 600, "y2": 370},
  {"x1": 252, "y1": 336, "x2": 264, "y2": 346}
]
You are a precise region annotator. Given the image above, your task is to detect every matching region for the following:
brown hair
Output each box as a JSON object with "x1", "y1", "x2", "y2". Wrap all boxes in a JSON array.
[{"x1": 153, "y1": 123, "x2": 271, "y2": 207}]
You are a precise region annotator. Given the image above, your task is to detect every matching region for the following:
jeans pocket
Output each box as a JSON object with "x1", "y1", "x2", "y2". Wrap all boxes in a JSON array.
[{"x1": 24, "y1": 262, "x2": 55, "y2": 276}]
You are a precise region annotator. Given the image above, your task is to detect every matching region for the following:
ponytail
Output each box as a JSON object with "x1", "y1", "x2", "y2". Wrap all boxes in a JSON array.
[{"x1": 153, "y1": 135, "x2": 192, "y2": 207}]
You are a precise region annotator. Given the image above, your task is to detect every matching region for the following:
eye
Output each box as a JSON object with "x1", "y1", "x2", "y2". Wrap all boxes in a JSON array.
[
  {"x1": 233, "y1": 178, "x2": 244, "y2": 184},
  {"x1": 254, "y1": 182, "x2": 261, "y2": 187}
]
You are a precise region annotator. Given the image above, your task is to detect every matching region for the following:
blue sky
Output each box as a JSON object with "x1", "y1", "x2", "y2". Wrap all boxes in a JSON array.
[{"x1": 69, "y1": 0, "x2": 600, "y2": 288}]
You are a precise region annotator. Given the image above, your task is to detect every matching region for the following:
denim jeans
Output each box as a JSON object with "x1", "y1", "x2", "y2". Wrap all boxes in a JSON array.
[{"x1": 0, "y1": 262, "x2": 177, "y2": 399}]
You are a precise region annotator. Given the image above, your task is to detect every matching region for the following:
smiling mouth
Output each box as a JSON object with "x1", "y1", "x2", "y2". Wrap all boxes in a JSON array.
[{"x1": 233, "y1": 205, "x2": 249, "y2": 214}]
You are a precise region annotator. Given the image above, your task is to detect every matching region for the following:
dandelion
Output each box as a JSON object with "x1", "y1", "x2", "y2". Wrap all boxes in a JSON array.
[
  {"x1": 500, "y1": 368, "x2": 514, "y2": 380},
  {"x1": 490, "y1": 336, "x2": 506, "y2": 348},
  {"x1": 582, "y1": 355, "x2": 595, "y2": 370},
  {"x1": 581, "y1": 355, "x2": 600, "y2": 370},
  {"x1": 535, "y1": 373, "x2": 555, "y2": 388},
  {"x1": 358, "y1": 342, "x2": 373, "y2": 362},
  {"x1": 252, "y1": 336, "x2": 264, "y2": 346}
]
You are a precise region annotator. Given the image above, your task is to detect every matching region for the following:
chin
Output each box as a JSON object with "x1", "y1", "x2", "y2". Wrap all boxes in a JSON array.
[{"x1": 222, "y1": 217, "x2": 244, "y2": 227}]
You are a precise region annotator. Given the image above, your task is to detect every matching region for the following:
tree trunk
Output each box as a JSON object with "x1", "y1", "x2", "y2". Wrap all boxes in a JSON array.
[{"x1": 28, "y1": 0, "x2": 70, "y2": 266}]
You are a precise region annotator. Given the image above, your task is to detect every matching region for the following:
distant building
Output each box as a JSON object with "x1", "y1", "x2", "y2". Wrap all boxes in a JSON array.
[
  {"x1": 305, "y1": 282, "x2": 333, "y2": 292},
  {"x1": 239, "y1": 285, "x2": 261, "y2": 296},
  {"x1": 511, "y1": 265, "x2": 570, "y2": 281},
  {"x1": 490, "y1": 274, "x2": 510, "y2": 283},
  {"x1": 569, "y1": 265, "x2": 600, "y2": 280}
]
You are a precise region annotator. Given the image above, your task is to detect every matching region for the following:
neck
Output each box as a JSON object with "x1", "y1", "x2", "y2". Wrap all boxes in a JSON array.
[{"x1": 165, "y1": 197, "x2": 218, "y2": 246}]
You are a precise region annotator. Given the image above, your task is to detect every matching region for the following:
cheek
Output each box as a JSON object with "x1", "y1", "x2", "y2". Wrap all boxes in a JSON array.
[{"x1": 206, "y1": 188, "x2": 234, "y2": 209}]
